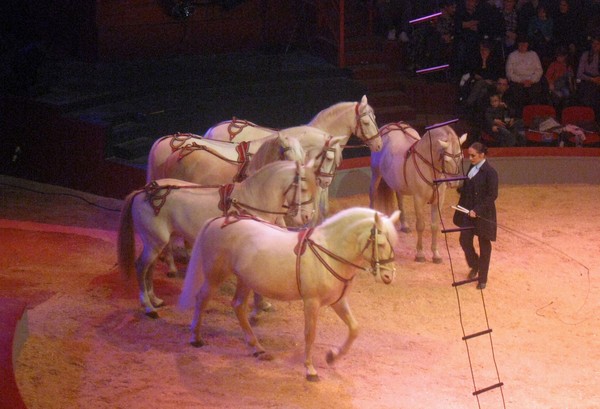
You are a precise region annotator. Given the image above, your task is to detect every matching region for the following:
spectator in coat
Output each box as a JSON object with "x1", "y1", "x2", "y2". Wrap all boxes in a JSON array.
[{"x1": 576, "y1": 35, "x2": 600, "y2": 118}]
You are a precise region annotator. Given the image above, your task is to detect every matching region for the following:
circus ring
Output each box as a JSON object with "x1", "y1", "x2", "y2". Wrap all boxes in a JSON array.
[{"x1": 1, "y1": 140, "x2": 599, "y2": 408}]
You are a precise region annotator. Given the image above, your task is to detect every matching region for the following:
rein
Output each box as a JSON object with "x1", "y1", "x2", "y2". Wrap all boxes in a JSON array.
[
  {"x1": 403, "y1": 133, "x2": 463, "y2": 204},
  {"x1": 142, "y1": 181, "x2": 221, "y2": 215},
  {"x1": 226, "y1": 117, "x2": 279, "y2": 141},
  {"x1": 168, "y1": 134, "x2": 253, "y2": 182},
  {"x1": 294, "y1": 220, "x2": 396, "y2": 305}
]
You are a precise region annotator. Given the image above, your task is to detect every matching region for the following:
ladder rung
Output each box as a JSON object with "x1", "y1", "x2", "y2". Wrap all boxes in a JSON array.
[
  {"x1": 452, "y1": 277, "x2": 479, "y2": 287},
  {"x1": 462, "y1": 328, "x2": 493, "y2": 341},
  {"x1": 433, "y1": 175, "x2": 468, "y2": 184},
  {"x1": 441, "y1": 226, "x2": 474, "y2": 234},
  {"x1": 473, "y1": 382, "x2": 504, "y2": 396}
]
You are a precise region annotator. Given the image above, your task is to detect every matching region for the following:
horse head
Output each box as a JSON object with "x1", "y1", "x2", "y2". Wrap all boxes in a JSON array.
[
  {"x1": 435, "y1": 127, "x2": 467, "y2": 185},
  {"x1": 283, "y1": 159, "x2": 317, "y2": 226},
  {"x1": 365, "y1": 210, "x2": 400, "y2": 284},
  {"x1": 312, "y1": 134, "x2": 344, "y2": 188},
  {"x1": 355, "y1": 95, "x2": 382, "y2": 152}
]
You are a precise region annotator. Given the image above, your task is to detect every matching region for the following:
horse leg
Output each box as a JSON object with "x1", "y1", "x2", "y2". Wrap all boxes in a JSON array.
[
  {"x1": 326, "y1": 297, "x2": 358, "y2": 365},
  {"x1": 413, "y1": 197, "x2": 426, "y2": 262},
  {"x1": 430, "y1": 203, "x2": 443, "y2": 264},
  {"x1": 190, "y1": 280, "x2": 216, "y2": 347},
  {"x1": 303, "y1": 298, "x2": 321, "y2": 381},
  {"x1": 232, "y1": 282, "x2": 272, "y2": 360},
  {"x1": 134, "y1": 247, "x2": 162, "y2": 318},
  {"x1": 249, "y1": 292, "x2": 272, "y2": 324},
  {"x1": 163, "y1": 239, "x2": 179, "y2": 278},
  {"x1": 396, "y1": 193, "x2": 411, "y2": 232}
]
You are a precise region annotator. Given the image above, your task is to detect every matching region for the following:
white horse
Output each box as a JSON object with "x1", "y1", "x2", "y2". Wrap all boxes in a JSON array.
[
  {"x1": 204, "y1": 96, "x2": 382, "y2": 152},
  {"x1": 118, "y1": 160, "x2": 317, "y2": 318},
  {"x1": 204, "y1": 96, "x2": 382, "y2": 221},
  {"x1": 178, "y1": 207, "x2": 401, "y2": 381},
  {"x1": 147, "y1": 131, "x2": 343, "y2": 190},
  {"x1": 370, "y1": 122, "x2": 467, "y2": 263}
]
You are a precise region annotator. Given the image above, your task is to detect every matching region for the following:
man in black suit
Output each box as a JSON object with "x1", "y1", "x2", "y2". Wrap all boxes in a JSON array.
[{"x1": 453, "y1": 142, "x2": 498, "y2": 289}]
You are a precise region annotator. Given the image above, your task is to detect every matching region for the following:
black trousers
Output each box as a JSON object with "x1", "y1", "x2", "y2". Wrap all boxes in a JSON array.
[{"x1": 459, "y1": 229, "x2": 492, "y2": 284}]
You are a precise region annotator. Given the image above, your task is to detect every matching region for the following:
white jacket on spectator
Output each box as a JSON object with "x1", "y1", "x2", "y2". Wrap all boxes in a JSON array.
[{"x1": 505, "y1": 49, "x2": 543, "y2": 83}]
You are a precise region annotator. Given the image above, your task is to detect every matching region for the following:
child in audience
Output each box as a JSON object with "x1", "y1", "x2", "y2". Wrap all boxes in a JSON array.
[
  {"x1": 484, "y1": 93, "x2": 526, "y2": 146},
  {"x1": 545, "y1": 46, "x2": 574, "y2": 110}
]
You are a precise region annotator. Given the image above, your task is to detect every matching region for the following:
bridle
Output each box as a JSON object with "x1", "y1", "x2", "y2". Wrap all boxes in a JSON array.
[
  {"x1": 313, "y1": 136, "x2": 339, "y2": 181},
  {"x1": 404, "y1": 134, "x2": 463, "y2": 189},
  {"x1": 230, "y1": 164, "x2": 313, "y2": 219},
  {"x1": 354, "y1": 103, "x2": 380, "y2": 142},
  {"x1": 295, "y1": 215, "x2": 396, "y2": 304}
]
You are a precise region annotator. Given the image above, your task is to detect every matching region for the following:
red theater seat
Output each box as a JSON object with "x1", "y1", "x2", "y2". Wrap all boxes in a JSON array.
[
  {"x1": 560, "y1": 106, "x2": 600, "y2": 147},
  {"x1": 522, "y1": 105, "x2": 559, "y2": 145}
]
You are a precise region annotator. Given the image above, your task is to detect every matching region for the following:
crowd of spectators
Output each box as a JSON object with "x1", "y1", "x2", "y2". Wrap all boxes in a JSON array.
[{"x1": 377, "y1": 0, "x2": 600, "y2": 146}]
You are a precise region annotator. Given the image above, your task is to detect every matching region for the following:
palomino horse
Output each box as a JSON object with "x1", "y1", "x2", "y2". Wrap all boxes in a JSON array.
[
  {"x1": 118, "y1": 160, "x2": 317, "y2": 317},
  {"x1": 370, "y1": 122, "x2": 467, "y2": 263},
  {"x1": 147, "y1": 131, "x2": 343, "y2": 190},
  {"x1": 204, "y1": 96, "x2": 381, "y2": 221},
  {"x1": 178, "y1": 207, "x2": 400, "y2": 381},
  {"x1": 204, "y1": 95, "x2": 382, "y2": 152}
]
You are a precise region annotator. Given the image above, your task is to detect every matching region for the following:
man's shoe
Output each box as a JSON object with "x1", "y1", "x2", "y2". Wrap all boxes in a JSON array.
[
  {"x1": 468, "y1": 268, "x2": 478, "y2": 279},
  {"x1": 476, "y1": 282, "x2": 486, "y2": 290}
]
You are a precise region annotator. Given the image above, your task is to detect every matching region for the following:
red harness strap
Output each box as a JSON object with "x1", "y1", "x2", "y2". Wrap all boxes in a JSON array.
[
  {"x1": 218, "y1": 184, "x2": 235, "y2": 214},
  {"x1": 226, "y1": 117, "x2": 255, "y2": 141},
  {"x1": 143, "y1": 181, "x2": 178, "y2": 216},
  {"x1": 234, "y1": 141, "x2": 251, "y2": 182}
]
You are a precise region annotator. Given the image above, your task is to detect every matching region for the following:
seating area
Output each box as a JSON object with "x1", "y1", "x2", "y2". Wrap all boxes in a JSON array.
[{"x1": 480, "y1": 104, "x2": 600, "y2": 147}]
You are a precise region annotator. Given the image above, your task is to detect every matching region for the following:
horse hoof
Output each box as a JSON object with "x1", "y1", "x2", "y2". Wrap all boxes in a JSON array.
[
  {"x1": 414, "y1": 256, "x2": 426, "y2": 263},
  {"x1": 306, "y1": 374, "x2": 320, "y2": 382},
  {"x1": 190, "y1": 340, "x2": 205, "y2": 348},
  {"x1": 151, "y1": 300, "x2": 165, "y2": 308},
  {"x1": 326, "y1": 350, "x2": 336, "y2": 364},
  {"x1": 166, "y1": 271, "x2": 177, "y2": 278},
  {"x1": 432, "y1": 257, "x2": 443, "y2": 264},
  {"x1": 253, "y1": 351, "x2": 273, "y2": 361},
  {"x1": 145, "y1": 311, "x2": 159, "y2": 319}
]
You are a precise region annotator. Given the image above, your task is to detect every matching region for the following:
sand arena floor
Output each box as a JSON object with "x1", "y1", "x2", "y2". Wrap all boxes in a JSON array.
[{"x1": 1, "y1": 175, "x2": 599, "y2": 409}]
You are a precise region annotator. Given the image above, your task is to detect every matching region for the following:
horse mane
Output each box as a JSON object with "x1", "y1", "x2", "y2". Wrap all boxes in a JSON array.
[
  {"x1": 308, "y1": 101, "x2": 355, "y2": 126},
  {"x1": 247, "y1": 135, "x2": 305, "y2": 174},
  {"x1": 318, "y1": 207, "x2": 398, "y2": 248}
]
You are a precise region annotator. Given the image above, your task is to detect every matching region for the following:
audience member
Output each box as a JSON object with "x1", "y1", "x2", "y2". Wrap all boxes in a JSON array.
[
  {"x1": 484, "y1": 93, "x2": 527, "y2": 146},
  {"x1": 545, "y1": 45, "x2": 575, "y2": 111},
  {"x1": 527, "y1": 4, "x2": 554, "y2": 64},
  {"x1": 516, "y1": 0, "x2": 541, "y2": 35},
  {"x1": 576, "y1": 35, "x2": 600, "y2": 118},
  {"x1": 551, "y1": 0, "x2": 584, "y2": 63},
  {"x1": 453, "y1": 0, "x2": 504, "y2": 79},
  {"x1": 434, "y1": 0, "x2": 457, "y2": 65},
  {"x1": 502, "y1": 0, "x2": 520, "y2": 56},
  {"x1": 463, "y1": 39, "x2": 505, "y2": 106},
  {"x1": 505, "y1": 35, "x2": 546, "y2": 116}
]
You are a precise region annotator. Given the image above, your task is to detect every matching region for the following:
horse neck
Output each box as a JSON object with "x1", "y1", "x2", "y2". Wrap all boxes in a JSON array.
[
  {"x1": 247, "y1": 137, "x2": 280, "y2": 173},
  {"x1": 415, "y1": 134, "x2": 442, "y2": 168},
  {"x1": 234, "y1": 163, "x2": 289, "y2": 216},
  {"x1": 308, "y1": 102, "x2": 353, "y2": 136},
  {"x1": 314, "y1": 211, "x2": 371, "y2": 264}
]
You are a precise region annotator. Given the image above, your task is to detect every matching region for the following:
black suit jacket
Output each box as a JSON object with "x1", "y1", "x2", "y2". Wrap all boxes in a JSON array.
[{"x1": 453, "y1": 160, "x2": 498, "y2": 241}]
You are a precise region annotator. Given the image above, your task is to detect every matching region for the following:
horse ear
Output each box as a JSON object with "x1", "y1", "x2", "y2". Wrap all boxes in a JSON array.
[
  {"x1": 360, "y1": 95, "x2": 368, "y2": 107},
  {"x1": 389, "y1": 210, "x2": 401, "y2": 225},
  {"x1": 438, "y1": 139, "x2": 449, "y2": 149},
  {"x1": 330, "y1": 135, "x2": 346, "y2": 146},
  {"x1": 459, "y1": 133, "x2": 468, "y2": 145}
]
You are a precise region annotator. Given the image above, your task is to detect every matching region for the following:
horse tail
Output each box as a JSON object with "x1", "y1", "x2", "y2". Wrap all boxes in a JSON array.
[
  {"x1": 117, "y1": 190, "x2": 140, "y2": 281},
  {"x1": 178, "y1": 218, "x2": 216, "y2": 310},
  {"x1": 373, "y1": 178, "x2": 396, "y2": 217}
]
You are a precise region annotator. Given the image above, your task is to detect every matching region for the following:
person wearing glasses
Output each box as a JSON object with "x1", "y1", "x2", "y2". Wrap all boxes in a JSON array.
[{"x1": 453, "y1": 142, "x2": 498, "y2": 290}]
